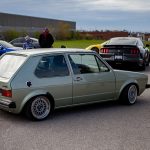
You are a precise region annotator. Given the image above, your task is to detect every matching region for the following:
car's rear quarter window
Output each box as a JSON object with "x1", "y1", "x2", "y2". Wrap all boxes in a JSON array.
[{"x1": 0, "y1": 54, "x2": 26, "y2": 79}]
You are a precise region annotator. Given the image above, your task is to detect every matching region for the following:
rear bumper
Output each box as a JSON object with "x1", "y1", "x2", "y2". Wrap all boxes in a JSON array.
[
  {"x1": 0, "y1": 99, "x2": 16, "y2": 109},
  {"x1": 100, "y1": 54, "x2": 144, "y2": 66},
  {"x1": 104, "y1": 59, "x2": 144, "y2": 68},
  {"x1": 146, "y1": 84, "x2": 150, "y2": 89}
]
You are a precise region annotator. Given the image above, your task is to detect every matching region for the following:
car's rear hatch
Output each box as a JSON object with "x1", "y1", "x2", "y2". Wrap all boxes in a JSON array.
[
  {"x1": 0, "y1": 54, "x2": 27, "y2": 101},
  {"x1": 101, "y1": 45, "x2": 139, "y2": 54},
  {"x1": 100, "y1": 45, "x2": 140, "y2": 60}
]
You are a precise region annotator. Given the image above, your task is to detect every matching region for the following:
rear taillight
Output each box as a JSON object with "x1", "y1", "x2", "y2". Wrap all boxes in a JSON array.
[
  {"x1": 131, "y1": 48, "x2": 139, "y2": 55},
  {"x1": 101, "y1": 48, "x2": 109, "y2": 53},
  {"x1": 1, "y1": 89, "x2": 12, "y2": 97}
]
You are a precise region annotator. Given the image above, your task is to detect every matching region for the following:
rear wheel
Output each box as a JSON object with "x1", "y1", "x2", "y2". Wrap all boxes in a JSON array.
[
  {"x1": 139, "y1": 61, "x2": 146, "y2": 71},
  {"x1": 120, "y1": 84, "x2": 138, "y2": 105},
  {"x1": 146, "y1": 61, "x2": 149, "y2": 66},
  {"x1": 146, "y1": 54, "x2": 150, "y2": 66},
  {"x1": 25, "y1": 95, "x2": 51, "y2": 121}
]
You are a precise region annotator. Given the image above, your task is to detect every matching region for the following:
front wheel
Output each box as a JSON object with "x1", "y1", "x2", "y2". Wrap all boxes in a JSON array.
[
  {"x1": 120, "y1": 84, "x2": 138, "y2": 105},
  {"x1": 25, "y1": 96, "x2": 51, "y2": 121}
]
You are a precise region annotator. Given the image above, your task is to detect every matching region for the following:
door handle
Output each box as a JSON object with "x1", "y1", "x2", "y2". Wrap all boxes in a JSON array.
[{"x1": 74, "y1": 76, "x2": 83, "y2": 81}]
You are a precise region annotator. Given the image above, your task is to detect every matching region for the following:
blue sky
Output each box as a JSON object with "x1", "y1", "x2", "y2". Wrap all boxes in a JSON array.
[{"x1": 0, "y1": 0, "x2": 150, "y2": 32}]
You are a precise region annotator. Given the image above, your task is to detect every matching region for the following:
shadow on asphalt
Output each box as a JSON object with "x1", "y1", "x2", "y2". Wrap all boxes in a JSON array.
[
  {"x1": 51, "y1": 98, "x2": 148, "y2": 121},
  {"x1": 0, "y1": 101, "x2": 120, "y2": 122},
  {"x1": 0, "y1": 97, "x2": 148, "y2": 122}
]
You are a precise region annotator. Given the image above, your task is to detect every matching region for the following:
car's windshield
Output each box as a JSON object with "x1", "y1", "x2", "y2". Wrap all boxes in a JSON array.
[
  {"x1": 0, "y1": 41, "x2": 14, "y2": 48},
  {"x1": 0, "y1": 54, "x2": 26, "y2": 79}
]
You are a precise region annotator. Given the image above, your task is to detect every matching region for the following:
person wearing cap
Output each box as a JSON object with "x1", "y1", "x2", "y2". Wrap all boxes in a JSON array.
[{"x1": 39, "y1": 28, "x2": 54, "y2": 48}]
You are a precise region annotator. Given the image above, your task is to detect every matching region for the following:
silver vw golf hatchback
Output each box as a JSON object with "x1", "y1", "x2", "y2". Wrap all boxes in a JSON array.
[{"x1": 0, "y1": 48, "x2": 149, "y2": 120}]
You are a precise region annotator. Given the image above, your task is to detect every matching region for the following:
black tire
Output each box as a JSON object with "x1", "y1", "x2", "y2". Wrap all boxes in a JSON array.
[
  {"x1": 25, "y1": 95, "x2": 51, "y2": 121},
  {"x1": 146, "y1": 61, "x2": 149, "y2": 66},
  {"x1": 91, "y1": 47, "x2": 99, "y2": 53},
  {"x1": 139, "y1": 61, "x2": 146, "y2": 71},
  {"x1": 120, "y1": 84, "x2": 138, "y2": 105},
  {"x1": 146, "y1": 54, "x2": 150, "y2": 66}
]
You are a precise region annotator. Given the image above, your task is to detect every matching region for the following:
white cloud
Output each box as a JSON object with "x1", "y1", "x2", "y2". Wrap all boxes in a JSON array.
[
  {"x1": 74, "y1": 0, "x2": 150, "y2": 12},
  {"x1": 0, "y1": 0, "x2": 150, "y2": 32}
]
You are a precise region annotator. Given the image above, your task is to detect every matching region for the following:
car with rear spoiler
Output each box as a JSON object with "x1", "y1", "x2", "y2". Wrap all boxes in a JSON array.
[{"x1": 100, "y1": 37, "x2": 150, "y2": 70}]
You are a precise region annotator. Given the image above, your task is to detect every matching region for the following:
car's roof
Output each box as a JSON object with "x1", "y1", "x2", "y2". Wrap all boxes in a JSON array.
[
  {"x1": 107, "y1": 37, "x2": 140, "y2": 45},
  {"x1": 10, "y1": 37, "x2": 38, "y2": 41},
  {"x1": 110, "y1": 37, "x2": 139, "y2": 40},
  {"x1": 8, "y1": 48, "x2": 93, "y2": 56}
]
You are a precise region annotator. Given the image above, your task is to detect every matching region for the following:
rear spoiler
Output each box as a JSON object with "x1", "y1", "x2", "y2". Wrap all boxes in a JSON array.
[{"x1": 103, "y1": 45, "x2": 137, "y2": 48}]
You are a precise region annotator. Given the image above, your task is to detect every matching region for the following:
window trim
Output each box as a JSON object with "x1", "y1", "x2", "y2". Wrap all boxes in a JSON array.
[
  {"x1": 68, "y1": 53, "x2": 110, "y2": 75},
  {"x1": 34, "y1": 54, "x2": 70, "y2": 78}
]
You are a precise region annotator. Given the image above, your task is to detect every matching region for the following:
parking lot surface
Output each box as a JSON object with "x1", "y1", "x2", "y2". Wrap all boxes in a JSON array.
[{"x1": 0, "y1": 68, "x2": 150, "y2": 150}]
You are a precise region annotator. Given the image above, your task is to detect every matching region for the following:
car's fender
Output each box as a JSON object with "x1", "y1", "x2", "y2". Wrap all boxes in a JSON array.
[
  {"x1": 115, "y1": 79, "x2": 139, "y2": 100},
  {"x1": 19, "y1": 89, "x2": 53, "y2": 113}
]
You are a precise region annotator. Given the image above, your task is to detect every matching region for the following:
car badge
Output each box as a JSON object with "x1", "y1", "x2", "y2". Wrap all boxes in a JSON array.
[{"x1": 26, "y1": 81, "x2": 32, "y2": 87}]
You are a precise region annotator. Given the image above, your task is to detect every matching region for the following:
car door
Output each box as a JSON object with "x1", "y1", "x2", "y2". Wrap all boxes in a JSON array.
[
  {"x1": 68, "y1": 53, "x2": 116, "y2": 104},
  {"x1": 34, "y1": 54, "x2": 73, "y2": 107}
]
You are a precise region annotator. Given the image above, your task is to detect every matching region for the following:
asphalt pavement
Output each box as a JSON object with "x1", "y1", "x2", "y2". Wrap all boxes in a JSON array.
[{"x1": 0, "y1": 68, "x2": 150, "y2": 150}]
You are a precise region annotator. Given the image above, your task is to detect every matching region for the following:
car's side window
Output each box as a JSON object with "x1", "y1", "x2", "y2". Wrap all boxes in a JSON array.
[
  {"x1": 95, "y1": 56, "x2": 109, "y2": 72},
  {"x1": 20, "y1": 38, "x2": 25, "y2": 43},
  {"x1": 13, "y1": 39, "x2": 19, "y2": 43},
  {"x1": 69, "y1": 54, "x2": 109, "y2": 74},
  {"x1": 35, "y1": 55, "x2": 69, "y2": 78}
]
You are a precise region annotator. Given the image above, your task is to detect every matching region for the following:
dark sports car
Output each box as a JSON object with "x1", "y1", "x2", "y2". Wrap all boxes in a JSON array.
[{"x1": 100, "y1": 37, "x2": 149, "y2": 70}]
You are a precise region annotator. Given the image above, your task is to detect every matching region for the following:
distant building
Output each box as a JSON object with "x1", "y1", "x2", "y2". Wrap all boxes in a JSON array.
[
  {"x1": 79, "y1": 31, "x2": 129, "y2": 40},
  {"x1": 137, "y1": 32, "x2": 145, "y2": 41},
  {"x1": 145, "y1": 33, "x2": 150, "y2": 41},
  {"x1": 0, "y1": 12, "x2": 76, "y2": 35}
]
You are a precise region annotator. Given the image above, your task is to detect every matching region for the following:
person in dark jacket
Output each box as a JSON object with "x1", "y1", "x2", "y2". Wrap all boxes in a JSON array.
[{"x1": 39, "y1": 28, "x2": 54, "y2": 48}]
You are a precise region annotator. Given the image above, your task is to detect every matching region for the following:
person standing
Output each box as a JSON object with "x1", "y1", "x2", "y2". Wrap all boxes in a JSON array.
[
  {"x1": 39, "y1": 28, "x2": 54, "y2": 48},
  {"x1": 23, "y1": 35, "x2": 33, "y2": 49}
]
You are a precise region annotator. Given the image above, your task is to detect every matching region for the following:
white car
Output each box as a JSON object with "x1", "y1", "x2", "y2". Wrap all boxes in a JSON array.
[{"x1": 0, "y1": 48, "x2": 149, "y2": 121}]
